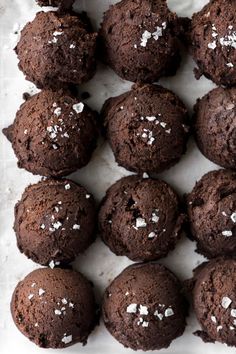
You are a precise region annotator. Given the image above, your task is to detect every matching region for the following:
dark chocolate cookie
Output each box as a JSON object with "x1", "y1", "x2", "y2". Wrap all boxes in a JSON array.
[
  {"x1": 3, "y1": 89, "x2": 98, "y2": 177},
  {"x1": 187, "y1": 169, "x2": 236, "y2": 258},
  {"x1": 102, "y1": 83, "x2": 189, "y2": 173},
  {"x1": 193, "y1": 86, "x2": 236, "y2": 169},
  {"x1": 14, "y1": 178, "x2": 96, "y2": 266},
  {"x1": 192, "y1": 258, "x2": 236, "y2": 346},
  {"x1": 11, "y1": 268, "x2": 97, "y2": 348},
  {"x1": 99, "y1": 0, "x2": 182, "y2": 83},
  {"x1": 99, "y1": 175, "x2": 185, "y2": 261},
  {"x1": 190, "y1": 0, "x2": 236, "y2": 86},
  {"x1": 103, "y1": 262, "x2": 188, "y2": 351},
  {"x1": 15, "y1": 11, "x2": 97, "y2": 88}
]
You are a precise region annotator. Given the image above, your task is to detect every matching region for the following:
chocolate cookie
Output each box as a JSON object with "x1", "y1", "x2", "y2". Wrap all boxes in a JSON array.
[
  {"x1": 3, "y1": 89, "x2": 98, "y2": 177},
  {"x1": 103, "y1": 262, "x2": 187, "y2": 351},
  {"x1": 187, "y1": 169, "x2": 236, "y2": 258},
  {"x1": 15, "y1": 11, "x2": 97, "y2": 88},
  {"x1": 102, "y1": 83, "x2": 189, "y2": 174},
  {"x1": 11, "y1": 268, "x2": 97, "y2": 348},
  {"x1": 99, "y1": 175, "x2": 185, "y2": 261},
  {"x1": 190, "y1": 0, "x2": 236, "y2": 86},
  {"x1": 99, "y1": 0, "x2": 182, "y2": 83},
  {"x1": 193, "y1": 86, "x2": 236, "y2": 169},
  {"x1": 192, "y1": 258, "x2": 236, "y2": 346},
  {"x1": 14, "y1": 178, "x2": 96, "y2": 267}
]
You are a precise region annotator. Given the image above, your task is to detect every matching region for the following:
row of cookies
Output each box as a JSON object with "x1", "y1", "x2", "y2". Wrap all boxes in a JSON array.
[{"x1": 15, "y1": 0, "x2": 235, "y2": 88}]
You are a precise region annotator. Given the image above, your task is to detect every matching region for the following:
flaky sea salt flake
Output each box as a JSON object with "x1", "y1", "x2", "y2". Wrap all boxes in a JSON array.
[
  {"x1": 151, "y1": 211, "x2": 159, "y2": 223},
  {"x1": 165, "y1": 308, "x2": 174, "y2": 317},
  {"x1": 55, "y1": 309, "x2": 62, "y2": 315},
  {"x1": 54, "y1": 107, "x2": 62, "y2": 117},
  {"x1": 38, "y1": 288, "x2": 45, "y2": 296},
  {"x1": 222, "y1": 296, "x2": 232, "y2": 309},
  {"x1": 62, "y1": 334, "x2": 72, "y2": 344},
  {"x1": 222, "y1": 230, "x2": 233, "y2": 237},
  {"x1": 53, "y1": 31, "x2": 63, "y2": 36},
  {"x1": 145, "y1": 116, "x2": 157, "y2": 122},
  {"x1": 73, "y1": 224, "x2": 80, "y2": 230},
  {"x1": 49, "y1": 260, "x2": 55, "y2": 269},
  {"x1": 152, "y1": 26, "x2": 163, "y2": 40},
  {"x1": 208, "y1": 41, "x2": 217, "y2": 49},
  {"x1": 231, "y1": 309, "x2": 236, "y2": 317},
  {"x1": 231, "y1": 213, "x2": 236, "y2": 223},
  {"x1": 139, "y1": 305, "x2": 148, "y2": 315},
  {"x1": 135, "y1": 218, "x2": 147, "y2": 228},
  {"x1": 211, "y1": 316, "x2": 217, "y2": 323},
  {"x1": 160, "y1": 122, "x2": 167, "y2": 128},
  {"x1": 142, "y1": 321, "x2": 149, "y2": 327},
  {"x1": 154, "y1": 310, "x2": 164, "y2": 320},
  {"x1": 73, "y1": 102, "x2": 84, "y2": 114},
  {"x1": 52, "y1": 221, "x2": 62, "y2": 229},
  {"x1": 127, "y1": 303, "x2": 137, "y2": 313},
  {"x1": 140, "y1": 30, "x2": 152, "y2": 47},
  {"x1": 148, "y1": 232, "x2": 156, "y2": 239}
]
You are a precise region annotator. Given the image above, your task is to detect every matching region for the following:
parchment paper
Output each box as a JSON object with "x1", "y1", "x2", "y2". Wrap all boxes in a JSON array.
[{"x1": 0, "y1": 1, "x2": 234, "y2": 353}]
